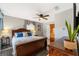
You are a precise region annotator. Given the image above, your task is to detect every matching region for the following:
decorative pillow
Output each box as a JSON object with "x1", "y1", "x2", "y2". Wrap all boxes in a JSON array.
[
  {"x1": 27, "y1": 32, "x2": 32, "y2": 36},
  {"x1": 23, "y1": 32, "x2": 28, "y2": 37},
  {"x1": 15, "y1": 32, "x2": 23, "y2": 37}
]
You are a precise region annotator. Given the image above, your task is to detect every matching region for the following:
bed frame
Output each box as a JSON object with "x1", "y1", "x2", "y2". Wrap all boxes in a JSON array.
[{"x1": 12, "y1": 28, "x2": 47, "y2": 56}]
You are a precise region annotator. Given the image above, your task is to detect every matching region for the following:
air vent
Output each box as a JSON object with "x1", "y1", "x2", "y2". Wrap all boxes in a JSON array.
[{"x1": 54, "y1": 6, "x2": 60, "y2": 11}]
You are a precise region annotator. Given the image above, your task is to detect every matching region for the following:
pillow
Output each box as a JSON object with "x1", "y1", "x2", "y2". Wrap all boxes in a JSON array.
[
  {"x1": 23, "y1": 32, "x2": 28, "y2": 37},
  {"x1": 27, "y1": 32, "x2": 32, "y2": 36},
  {"x1": 15, "y1": 32, "x2": 23, "y2": 37}
]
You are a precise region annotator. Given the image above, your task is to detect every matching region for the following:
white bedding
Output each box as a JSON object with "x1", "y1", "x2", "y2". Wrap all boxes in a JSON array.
[{"x1": 12, "y1": 36, "x2": 46, "y2": 55}]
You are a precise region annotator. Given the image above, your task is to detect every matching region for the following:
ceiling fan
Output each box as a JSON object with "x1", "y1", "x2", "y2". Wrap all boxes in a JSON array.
[
  {"x1": 34, "y1": 12, "x2": 50, "y2": 21},
  {"x1": 33, "y1": 6, "x2": 60, "y2": 21}
]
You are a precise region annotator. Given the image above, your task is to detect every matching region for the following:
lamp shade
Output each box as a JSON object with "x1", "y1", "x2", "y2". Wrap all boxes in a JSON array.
[{"x1": 1, "y1": 27, "x2": 11, "y2": 37}]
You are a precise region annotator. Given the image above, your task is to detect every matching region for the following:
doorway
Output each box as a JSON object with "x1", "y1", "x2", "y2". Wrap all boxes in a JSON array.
[{"x1": 50, "y1": 24, "x2": 55, "y2": 42}]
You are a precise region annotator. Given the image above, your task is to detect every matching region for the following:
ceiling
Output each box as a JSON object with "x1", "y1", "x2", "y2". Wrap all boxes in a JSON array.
[{"x1": 0, "y1": 3, "x2": 73, "y2": 23}]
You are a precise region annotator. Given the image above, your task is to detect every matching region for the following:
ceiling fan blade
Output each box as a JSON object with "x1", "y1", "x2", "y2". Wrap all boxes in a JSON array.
[
  {"x1": 33, "y1": 17, "x2": 39, "y2": 18},
  {"x1": 36, "y1": 13, "x2": 42, "y2": 16},
  {"x1": 39, "y1": 18, "x2": 41, "y2": 21},
  {"x1": 44, "y1": 15, "x2": 49, "y2": 17},
  {"x1": 43, "y1": 17, "x2": 48, "y2": 20}
]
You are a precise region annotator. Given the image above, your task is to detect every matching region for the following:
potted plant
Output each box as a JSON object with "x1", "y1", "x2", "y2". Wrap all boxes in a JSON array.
[{"x1": 64, "y1": 20, "x2": 79, "y2": 50}]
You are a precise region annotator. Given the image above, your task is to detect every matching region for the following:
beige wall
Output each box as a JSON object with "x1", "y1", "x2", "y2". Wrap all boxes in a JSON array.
[
  {"x1": 42, "y1": 8, "x2": 73, "y2": 45},
  {"x1": 3, "y1": 16, "x2": 24, "y2": 29},
  {"x1": 55, "y1": 8, "x2": 73, "y2": 39},
  {"x1": 2, "y1": 16, "x2": 25, "y2": 37},
  {"x1": 3, "y1": 16, "x2": 25, "y2": 29},
  {"x1": 3, "y1": 16, "x2": 44, "y2": 37}
]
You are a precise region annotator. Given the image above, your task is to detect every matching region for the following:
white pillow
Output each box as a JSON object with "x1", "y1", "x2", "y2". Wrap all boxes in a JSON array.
[
  {"x1": 14, "y1": 33, "x2": 17, "y2": 37},
  {"x1": 23, "y1": 32, "x2": 28, "y2": 37}
]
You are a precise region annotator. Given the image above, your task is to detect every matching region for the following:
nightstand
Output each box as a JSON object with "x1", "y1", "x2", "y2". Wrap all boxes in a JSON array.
[{"x1": 0, "y1": 36, "x2": 11, "y2": 49}]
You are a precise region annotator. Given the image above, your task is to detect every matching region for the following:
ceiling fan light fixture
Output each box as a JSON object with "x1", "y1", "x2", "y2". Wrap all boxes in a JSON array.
[{"x1": 34, "y1": 11, "x2": 50, "y2": 21}]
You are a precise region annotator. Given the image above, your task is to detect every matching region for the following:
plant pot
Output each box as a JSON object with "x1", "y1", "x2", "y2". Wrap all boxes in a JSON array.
[{"x1": 64, "y1": 39, "x2": 77, "y2": 50}]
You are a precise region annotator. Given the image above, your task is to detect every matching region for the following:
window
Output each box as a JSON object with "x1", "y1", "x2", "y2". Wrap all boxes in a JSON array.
[{"x1": 0, "y1": 18, "x2": 3, "y2": 30}]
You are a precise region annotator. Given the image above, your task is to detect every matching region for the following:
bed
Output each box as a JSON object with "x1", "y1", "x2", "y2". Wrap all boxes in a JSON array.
[{"x1": 12, "y1": 28, "x2": 47, "y2": 56}]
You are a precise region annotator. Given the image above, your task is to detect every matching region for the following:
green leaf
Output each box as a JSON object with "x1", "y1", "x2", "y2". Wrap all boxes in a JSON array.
[
  {"x1": 65, "y1": 20, "x2": 71, "y2": 40},
  {"x1": 72, "y1": 25, "x2": 79, "y2": 41},
  {"x1": 69, "y1": 23, "x2": 72, "y2": 41},
  {"x1": 65, "y1": 20, "x2": 79, "y2": 42}
]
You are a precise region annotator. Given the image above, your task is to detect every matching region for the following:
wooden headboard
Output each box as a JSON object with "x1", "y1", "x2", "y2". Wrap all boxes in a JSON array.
[{"x1": 12, "y1": 28, "x2": 30, "y2": 37}]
